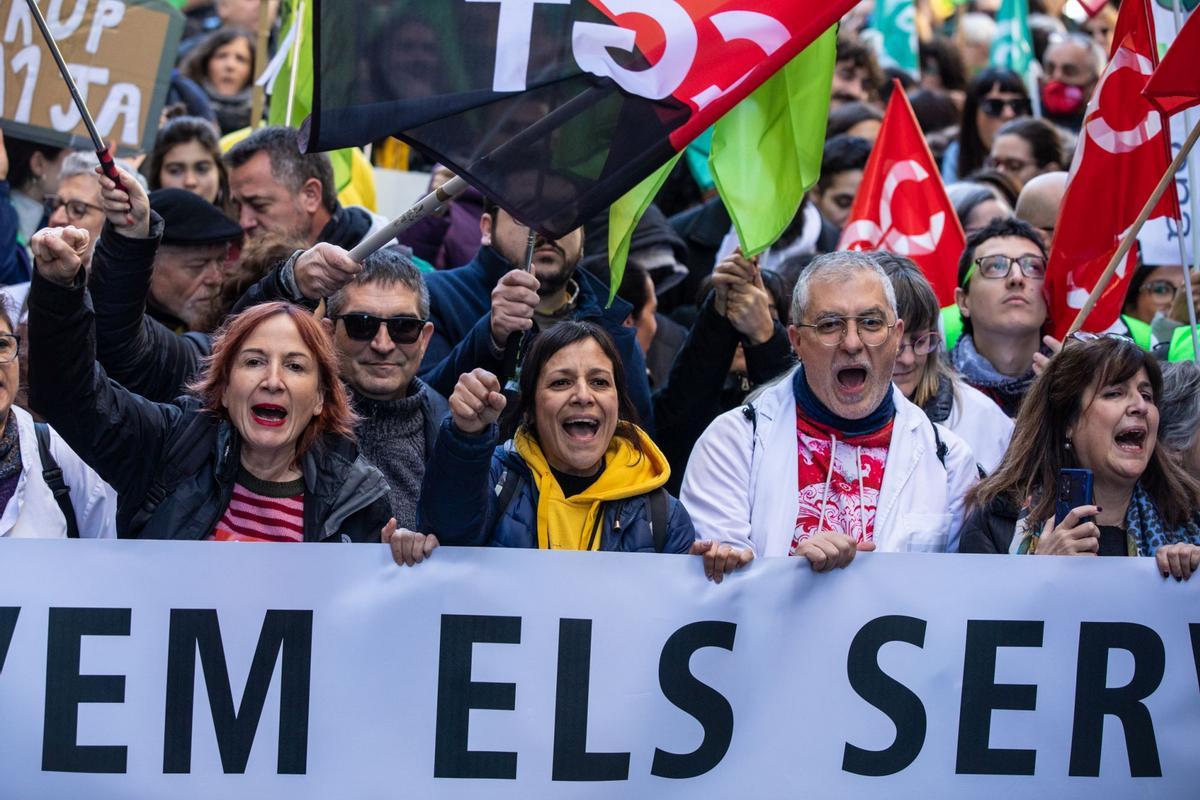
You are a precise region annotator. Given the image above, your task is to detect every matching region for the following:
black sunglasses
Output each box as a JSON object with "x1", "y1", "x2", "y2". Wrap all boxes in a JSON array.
[
  {"x1": 333, "y1": 313, "x2": 426, "y2": 344},
  {"x1": 979, "y1": 97, "x2": 1032, "y2": 118}
]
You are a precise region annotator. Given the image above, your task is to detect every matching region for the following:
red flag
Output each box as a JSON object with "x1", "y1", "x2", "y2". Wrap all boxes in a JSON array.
[
  {"x1": 838, "y1": 83, "x2": 963, "y2": 306},
  {"x1": 1077, "y1": 0, "x2": 1112, "y2": 19},
  {"x1": 1144, "y1": 8, "x2": 1200, "y2": 116},
  {"x1": 1044, "y1": 0, "x2": 1179, "y2": 338}
]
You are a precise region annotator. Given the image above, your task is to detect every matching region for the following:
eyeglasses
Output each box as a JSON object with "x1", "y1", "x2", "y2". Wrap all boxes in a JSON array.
[
  {"x1": 898, "y1": 331, "x2": 942, "y2": 356},
  {"x1": 795, "y1": 315, "x2": 897, "y2": 348},
  {"x1": 1140, "y1": 280, "x2": 1182, "y2": 299},
  {"x1": 979, "y1": 97, "x2": 1032, "y2": 118},
  {"x1": 0, "y1": 333, "x2": 19, "y2": 363},
  {"x1": 962, "y1": 254, "x2": 1047, "y2": 285},
  {"x1": 985, "y1": 155, "x2": 1035, "y2": 173},
  {"x1": 333, "y1": 313, "x2": 426, "y2": 344},
  {"x1": 1066, "y1": 331, "x2": 1139, "y2": 351},
  {"x1": 44, "y1": 195, "x2": 105, "y2": 223}
]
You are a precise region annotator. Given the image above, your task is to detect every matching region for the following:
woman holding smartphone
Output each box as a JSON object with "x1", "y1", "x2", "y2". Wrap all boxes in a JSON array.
[{"x1": 957, "y1": 335, "x2": 1200, "y2": 580}]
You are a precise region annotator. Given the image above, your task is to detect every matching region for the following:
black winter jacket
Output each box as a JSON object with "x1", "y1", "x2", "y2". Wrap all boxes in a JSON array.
[
  {"x1": 28, "y1": 270, "x2": 392, "y2": 541},
  {"x1": 957, "y1": 497, "x2": 1021, "y2": 554}
]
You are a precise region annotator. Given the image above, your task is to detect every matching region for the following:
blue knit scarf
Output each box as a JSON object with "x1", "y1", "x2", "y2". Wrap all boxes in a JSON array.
[{"x1": 792, "y1": 365, "x2": 895, "y2": 437}]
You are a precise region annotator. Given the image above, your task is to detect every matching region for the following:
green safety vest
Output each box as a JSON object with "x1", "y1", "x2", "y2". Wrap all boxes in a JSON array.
[
  {"x1": 940, "y1": 305, "x2": 963, "y2": 351},
  {"x1": 1120, "y1": 315, "x2": 1153, "y2": 351},
  {"x1": 1168, "y1": 326, "x2": 1198, "y2": 362}
]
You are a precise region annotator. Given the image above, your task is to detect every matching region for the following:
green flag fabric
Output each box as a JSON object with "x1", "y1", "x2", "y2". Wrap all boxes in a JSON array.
[
  {"x1": 268, "y1": 0, "x2": 353, "y2": 192},
  {"x1": 868, "y1": 0, "x2": 919, "y2": 76},
  {"x1": 709, "y1": 25, "x2": 838, "y2": 258},
  {"x1": 990, "y1": 0, "x2": 1034, "y2": 74},
  {"x1": 605, "y1": 153, "x2": 683, "y2": 306}
]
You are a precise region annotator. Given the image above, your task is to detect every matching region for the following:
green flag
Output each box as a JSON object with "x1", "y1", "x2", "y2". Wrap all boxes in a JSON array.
[
  {"x1": 990, "y1": 0, "x2": 1034, "y2": 74},
  {"x1": 709, "y1": 24, "x2": 837, "y2": 257},
  {"x1": 869, "y1": 0, "x2": 918, "y2": 76},
  {"x1": 269, "y1": 0, "x2": 353, "y2": 192},
  {"x1": 604, "y1": 153, "x2": 683, "y2": 306}
]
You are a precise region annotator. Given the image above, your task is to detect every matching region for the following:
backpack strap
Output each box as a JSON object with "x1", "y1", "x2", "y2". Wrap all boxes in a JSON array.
[
  {"x1": 930, "y1": 420, "x2": 948, "y2": 470},
  {"x1": 34, "y1": 422, "x2": 78, "y2": 539},
  {"x1": 494, "y1": 466, "x2": 524, "y2": 520},
  {"x1": 646, "y1": 488, "x2": 670, "y2": 553}
]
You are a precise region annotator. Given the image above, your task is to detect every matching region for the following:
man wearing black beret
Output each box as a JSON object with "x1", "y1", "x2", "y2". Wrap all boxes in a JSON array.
[{"x1": 145, "y1": 188, "x2": 244, "y2": 333}]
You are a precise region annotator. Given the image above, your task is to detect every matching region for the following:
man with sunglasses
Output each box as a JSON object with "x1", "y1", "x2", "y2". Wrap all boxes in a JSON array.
[
  {"x1": 322, "y1": 250, "x2": 448, "y2": 529},
  {"x1": 681, "y1": 252, "x2": 977, "y2": 581},
  {"x1": 951, "y1": 217, "x2": 1050, "y2": 417}
]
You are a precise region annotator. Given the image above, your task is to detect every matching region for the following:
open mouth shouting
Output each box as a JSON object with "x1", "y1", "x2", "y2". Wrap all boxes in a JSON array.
[
  {"x1": 562, "y1": 416, "x2": 601, "y2": 443},
  {"x1": 1113, "y1": 425, "x2": 1148, "y2": 453},
  {"x1": 835, "y1": 365, "x2": 870, "y2": 393},
  {"x1": 251, "y1": 404, "x2": 289, "y2": 428}
]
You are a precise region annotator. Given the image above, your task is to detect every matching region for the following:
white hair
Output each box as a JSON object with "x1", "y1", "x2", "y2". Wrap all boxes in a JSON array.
[
  {"x1": 790, "y1": 251, "x2": 897, "y2": 325},
  {"x1": 960, "y1": 13, "x2": 997, "y2": 47},
  {"x1": 1159, "y1": 361, "x2": 1200, "y2": 453},
  {"x1": 58, "y1": 150, "x2": 147, "y2": 189}
]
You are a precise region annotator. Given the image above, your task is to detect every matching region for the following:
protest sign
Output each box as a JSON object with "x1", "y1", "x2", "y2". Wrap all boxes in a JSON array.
[
  {"x1": 0, "y1": 0, "x2": 183, "y2": 153},
  {"x1": 0, "y1": 540, "x2": 1197, "y2": 798}
]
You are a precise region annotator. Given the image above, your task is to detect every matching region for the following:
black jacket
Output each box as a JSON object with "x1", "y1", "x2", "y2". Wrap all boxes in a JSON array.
[
  {"x1": 652, "y1": 293, "x2": 795, "y2": 494},
  {"x1": 957, "y1": 497, "x2": 1020, "y2": 554},
  {"x1": 28, "y1": 270, "x2": 392, "y2": 541}
]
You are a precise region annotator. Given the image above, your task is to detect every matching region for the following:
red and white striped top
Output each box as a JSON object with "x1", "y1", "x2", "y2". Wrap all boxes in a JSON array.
[{"x1": 211, "y1": 475, "x2": 305, "y2": 543}]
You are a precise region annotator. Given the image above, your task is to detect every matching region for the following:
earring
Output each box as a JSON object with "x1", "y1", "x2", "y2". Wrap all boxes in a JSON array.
[{"x1": 1064, "y1": 439, "x2": 1073, "y2": 451}]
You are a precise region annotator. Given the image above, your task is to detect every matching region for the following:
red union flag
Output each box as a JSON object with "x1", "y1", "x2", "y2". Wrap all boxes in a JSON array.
[
  {"x1": 302, "y1": 0, "x2": 859, "y2": 237},
  {"x1": 1044, "y1": 0, "x2": 1180, "y2": 338},
  {"x1": 1144, "y1": 7, "x2": 1200, "y2": 116},
  {"x1": 838, "y1": 83, "x2": 964, "y2": 306}
]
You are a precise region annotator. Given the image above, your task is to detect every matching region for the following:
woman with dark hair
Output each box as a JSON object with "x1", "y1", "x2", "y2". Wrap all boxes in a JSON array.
[
  {"x1": 946, "y1": 181, "x2": 1013, "y2": 237},
  {"x1": 959, "y1": 336, "x2": 1200, "y2": 580},
  {"x1": 145, "y1": 116, "x2": 231, "y2": 212},
  {"x1": 943, "y1": 67, "x2": 1030, "y2": 182},
  {"x1": 877, "y1": 253, "x2": 1013, "y2": 472},
  {"x1": 987, "y1": 117, "x2": 1063, "y2": 190},
  {"x1": 826, "y1": 102, "x2": 884, "y2": 142},
  {"x1": 180, "y1": 28, "x2": 255, "y2": 135},
  {"x1": 390, "y1": 321, "x2": 694, "y2": 565},
  {"x1": 27, "y1": 223, "x2": 391, "y2": 541}
]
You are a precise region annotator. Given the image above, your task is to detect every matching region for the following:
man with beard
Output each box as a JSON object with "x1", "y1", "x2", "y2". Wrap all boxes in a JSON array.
[
  {"x1": 226, "y1": 126, "x2": 387, "y2": 249},
  {"x1": 419, "y1": 199, "x2": 653, "y2": 426},
  {"x1": 681, "y1": 251, "x2": 976, "y2": 582}
]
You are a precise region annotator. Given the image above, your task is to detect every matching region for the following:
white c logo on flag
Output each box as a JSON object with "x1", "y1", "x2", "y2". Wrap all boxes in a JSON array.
[
  {"x1": 839, "y1": 160, "x2": 945, "y2": 255},
  {"x1": 1084, "y1": 47, "x2": 1161, "y2": 155},
  {"x1": 572, "y1": 0, "x2": 698, "y2": 100},
  {"x1": 690, "y1": 11, "x2": 791, "y2": 109}
]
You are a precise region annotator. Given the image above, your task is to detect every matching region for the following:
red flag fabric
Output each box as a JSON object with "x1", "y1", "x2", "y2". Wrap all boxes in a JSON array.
[
  {"x1": 1077, "y1": 0, "x2": 1112, "y2": 19},
  {"x1": 838, "y1": 83, "x2": 964, "y2": 306},
  {"x1": 1144, "y1": 7, "x2": 1200, "y2": 116},
  {"x1": 1044, "y1": 1, "x2": 1179, "y2": 338}
]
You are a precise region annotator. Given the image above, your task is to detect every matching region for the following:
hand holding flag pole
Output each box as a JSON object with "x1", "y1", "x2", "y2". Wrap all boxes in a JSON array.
[
  {"x1": 1067, "y1": 117, "x2": 1200, "y2": 335},
  {"x1": 24, "y1": 0, "x2": 124, "y2": 193},
  {"x1": 502, "y1": 229, "x2": 540, "y2": 393}
]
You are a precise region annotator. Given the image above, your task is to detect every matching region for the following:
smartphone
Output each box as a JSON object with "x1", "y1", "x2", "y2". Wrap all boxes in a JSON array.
[{"x1": 1054, "y1": 468, "x2": 1094, "y2": 526}]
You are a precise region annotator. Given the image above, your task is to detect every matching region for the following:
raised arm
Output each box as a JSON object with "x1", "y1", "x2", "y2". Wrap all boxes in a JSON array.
[
  {"x1": 416, "y1": 369, "x2": 507, "y2": 545},
  {"x1": 27, "y1": 226, "x2": 180, "y2": 506}
]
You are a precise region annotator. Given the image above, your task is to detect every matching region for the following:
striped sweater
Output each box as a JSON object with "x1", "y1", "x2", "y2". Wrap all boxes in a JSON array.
[{"x1": 211, "y1": 469, "x2": 305, "y2": 543}]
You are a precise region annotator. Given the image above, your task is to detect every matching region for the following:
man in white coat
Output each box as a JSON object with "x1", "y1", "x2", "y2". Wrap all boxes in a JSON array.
[{"x1": 682, "y1": 251, "x2": 977, "y2": 581}]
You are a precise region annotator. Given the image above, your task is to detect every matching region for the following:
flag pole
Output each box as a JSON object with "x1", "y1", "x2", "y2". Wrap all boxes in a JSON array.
[
  {"x1": 347, "y1": 175, "x2": 468, "y2": 262},
  {"x1": 1067, "y1": 115, "x2": 1200, "y2": 335},
  {"x1": 1169, "y1": 0, "x2": 1200, "y2": 362},
  {"x1": 249, "y1": 0, "x2": 272, "y2": 128}
]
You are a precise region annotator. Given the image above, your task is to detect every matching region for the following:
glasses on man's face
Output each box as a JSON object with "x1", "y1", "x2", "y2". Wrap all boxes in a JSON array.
[
  {"x1": 333, "y1": 313, "x2": 426, "y2": 344},
  {"x1": 985, "y1": 155, "x2": 1035, "y2": 174},
  {"x1": 979, "y1": 97, "x2": 1032, "y2": 118},
  {"x1": 1140, "y1": 280, "x2": 1182, "y2": 299},
  {"x1": 44, "y1": 195, "x2": 104, "y2": 224},
  {"x1": 0, "y1": 333, "x2": 20, "y2": 364},
  {"x1": 963, "y1": 254, "x2": 1047, "y2": 284},
  {"x1": 898, "y1": 331, "x2": 941, "y2": 356},
  {"x1": 795, "y1": 314, "x2": 896, "y2": 348}
]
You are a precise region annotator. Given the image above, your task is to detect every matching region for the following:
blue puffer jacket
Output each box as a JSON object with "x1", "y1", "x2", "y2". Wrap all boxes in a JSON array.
[{"x1": 418, "y1": 418, "x2": 694, "y2": 553}]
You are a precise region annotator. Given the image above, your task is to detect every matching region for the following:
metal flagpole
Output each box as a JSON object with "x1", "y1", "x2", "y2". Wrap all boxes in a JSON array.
[
  {"x1": 24, "y1": 0, "x2": 124, "y2": 191},
  {"x1": 1169, "y1": 0, "x2": 1200, "y2": 362}
]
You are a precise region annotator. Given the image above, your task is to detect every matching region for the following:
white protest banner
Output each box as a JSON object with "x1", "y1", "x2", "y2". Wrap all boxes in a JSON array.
[
  {"x1": 0, "y1": 0, "x2": 183, "y2": 153},
  {"x1": 0, "y1": 540, "x2": 1198, "y2": 798}
]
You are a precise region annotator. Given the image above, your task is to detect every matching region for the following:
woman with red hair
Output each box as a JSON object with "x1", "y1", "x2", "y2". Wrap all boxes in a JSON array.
[{"x1": 26, "y1": 224, "x2": 391, "y2": 541}]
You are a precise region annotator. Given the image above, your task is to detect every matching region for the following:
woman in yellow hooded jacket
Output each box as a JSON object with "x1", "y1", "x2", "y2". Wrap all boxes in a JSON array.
[{"x1": 403, "y1": 321, "x2": 695, "y2": 559}]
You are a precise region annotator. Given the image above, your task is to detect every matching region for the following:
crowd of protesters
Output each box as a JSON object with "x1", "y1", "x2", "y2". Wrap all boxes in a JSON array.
[{"x1": 2, "y1": 0, "x2": 1200, "y2": 585}]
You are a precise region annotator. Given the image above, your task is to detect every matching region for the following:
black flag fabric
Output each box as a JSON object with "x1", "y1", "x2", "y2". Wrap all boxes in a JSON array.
[{"x1": 301, "y1": 0, "x2": 860, "y2": 237}]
